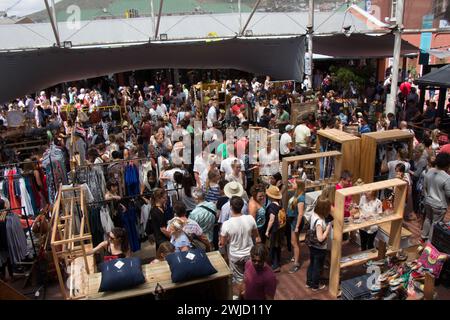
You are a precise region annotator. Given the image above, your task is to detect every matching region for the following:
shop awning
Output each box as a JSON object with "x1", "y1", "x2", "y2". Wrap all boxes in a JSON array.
[
  {"x1": 0, "y1": 37, "x2": 305, "y2": 104},
  {"x1": 313, "y1": 34, "x2": 418, "y2": 58},
  {"x1": 414, "y1": 64, "x2": 450, "y2": 88}
]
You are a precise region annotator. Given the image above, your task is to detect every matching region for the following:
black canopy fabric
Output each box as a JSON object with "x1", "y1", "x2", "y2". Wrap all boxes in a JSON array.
[
  {"x1": 414, "y1": 64, "x2": 450, "y2": 88},
  {"x1": 313, "y1": 34, "x2": 418, "y2": 58},
  {"x1": 0, "y1": 37, "x2": 305, "y2": 104}
]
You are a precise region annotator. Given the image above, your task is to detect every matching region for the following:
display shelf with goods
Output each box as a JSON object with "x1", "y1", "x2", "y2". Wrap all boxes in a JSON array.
[
  {"x1": 85, "y1": 251, "x2": 232, "y2": 300},
  {"x1": 248, "y1": 126, "x2": 281, "y2": 183},
  {"x1": 329, "y1": 178, "x2": 408, "y2": 297},
  {"x1": 316, "y1": 129, "x2": 361, "y2": 182},
  {"x1": 290, "y1": 101, "x2": 317, "y2": 125},
  {"x1": 359, "y1": 129, "x2": 414, "y2": 184},
  {"x1": 194, "y1": 82, "x2": 225, "y2": 120},
  {"x1": 50, "y1": 185, "x2": 94, "y2": 300},
  {"x1": 281, "y1": 150, "x2": 342, "y2": 209}
]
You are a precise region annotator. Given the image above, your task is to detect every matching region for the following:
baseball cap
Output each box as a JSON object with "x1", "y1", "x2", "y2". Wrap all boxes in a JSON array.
[{"x1": 285, "y1": 124, "x2": 295, "y2": 132}]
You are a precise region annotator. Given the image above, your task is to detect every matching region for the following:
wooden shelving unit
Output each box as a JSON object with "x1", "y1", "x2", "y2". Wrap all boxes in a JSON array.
[
  {"x1": 50, "y1": 185, "x2": 93, "y2": 300},
  {"x1": 281, "y1": 151, "x2": 342, "y2": 209},
  {"x1": 329, "y1": 178, "x2": 407, "y2": 297},
  {"x1": 359, "y1": 129, "x2": 414, "y2": 183},
  {"x1": 317, "y1": 129, "x2": 361, "y2": 182}
]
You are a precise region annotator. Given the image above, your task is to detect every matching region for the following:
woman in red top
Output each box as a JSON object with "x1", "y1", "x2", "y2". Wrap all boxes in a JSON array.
[{"x1": 89, "y1": 227, "x2": 131, "y2": 262}]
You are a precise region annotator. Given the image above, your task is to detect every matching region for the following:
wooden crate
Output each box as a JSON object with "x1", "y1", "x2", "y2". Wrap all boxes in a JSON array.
[
  {"x1": 84, "y1": 251, "x2": 232, "y2": 300},
  {"x1": 317, "y1": 129, "x2": 361, "y2": 182},
  {"x1": 359, "y1": 129, "x2": 414, "y2": 183},
  {"x1": 329, "y1": 178, "x2": 407, "y2": 297}
]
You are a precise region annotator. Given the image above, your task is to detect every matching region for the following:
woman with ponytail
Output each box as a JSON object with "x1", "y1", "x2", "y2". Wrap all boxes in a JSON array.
[{"x1": 286, "y1": 178, "x2": 306, "y2": 273}]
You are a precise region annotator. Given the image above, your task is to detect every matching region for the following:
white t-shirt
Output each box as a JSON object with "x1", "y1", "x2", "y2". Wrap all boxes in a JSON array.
[
  {"x1": 156, "y1": 103, "x2": 167, "y2": 117},
  {"x1": 358, "y1": 195, "x2": 382, "y2": 234},
  {"x1": 193, "y1": 155, "x2": 209, "y2": 186},
  {"x1": 220, "y1": 214, "x2": 256, "y2": 260},
  {"x1": 258, "y1": 148, "x2": 279, "y2": 176},
  {"x1": 294, "y1": 124, "x2": 311, "y2": 147},
  {"x1": 220, "y1": 157, "x2": 245, "y2": 176},
  {"x1": 280, "y1": 133, "x2": 293, "y2": 155},
  {"x1": 387, "y1": 160, "x2": 411, "y2": 180},
  {"x1": 162, "y1": 168, "x2": 183, "y2": 196},
  {"x1": 207, "y1": 106, "x2": 217, "y2": 128}
]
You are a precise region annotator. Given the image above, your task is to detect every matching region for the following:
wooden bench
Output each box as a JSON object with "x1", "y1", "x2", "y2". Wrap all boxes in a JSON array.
[{"x1": 84, "y1": 251, "x2": 232, "y2": 300}]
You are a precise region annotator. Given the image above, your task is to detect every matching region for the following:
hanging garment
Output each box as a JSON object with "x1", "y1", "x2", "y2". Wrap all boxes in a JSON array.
[
  {"x1": 140, "y1": 203, "x2": 151, "y2": 237},
  {"x1": 6, "y1": 214, "x2": 28, "y2": 264},
  {"x1": 121, "y1": 206, "x2": 140, "y2": 252},
  {"x1": 88, "y1": 206, "x2": 104, "y2": 248},
  {"x1": 19, "y1": 178, "x2": 34, "y2": 217},
  {"x1": 28, "y1": 176, "x2": 41, "y2": 213},
  {"x1": 7, "y1": 170, "x2": 21, "y2": 215},
  {"x1": 139, "y1": 161, "x2": 153, "y2": 188},
  {"x1": 100, "y1": 206, "x2": 114, "y2": 236},
  {"x1": 42, "y1": 144, "x2": 68, "y2": 204},
  {"x1": 24, "y1": 177, "x2": 38, "y2": 216},
  {"x1": 124, "y1": 164, "x2": 140, "y2": 197}
]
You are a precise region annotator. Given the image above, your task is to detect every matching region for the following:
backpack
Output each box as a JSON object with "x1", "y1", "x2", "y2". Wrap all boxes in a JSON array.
[{"x1": 277, "y1": 207, "x2": 287, "y2": 230}]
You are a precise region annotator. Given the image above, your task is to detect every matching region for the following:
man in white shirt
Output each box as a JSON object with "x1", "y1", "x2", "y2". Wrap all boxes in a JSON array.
[
  {"x1": 155, "y1": 96, "x2": 168, "y2": 118},
  {"x1": 280, "y1": 124, "x2": 295, "y2": 157},
  {"x1": 258, "y1": 143, "x2": 279, "y2": 176},
  {"x1": 193, "y1": 151, "x2": 209, "y2": 187},
  {"x1": 220, "y1": 155, "x2": 245, "y2": 176},
  {"x1": 220, "y1": 197, "x2": 260, "y2": 283},
  {"x1": 294, "y1": 114, "x2": 311, "y2": 148},
  {"x1": 207, "y1": 100, "x2": 218, "y2": 128}
]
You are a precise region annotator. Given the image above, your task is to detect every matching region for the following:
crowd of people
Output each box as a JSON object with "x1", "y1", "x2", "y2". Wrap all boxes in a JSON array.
[{"x1": 1, "y1": 69, "x2": 449, "y2": 298}]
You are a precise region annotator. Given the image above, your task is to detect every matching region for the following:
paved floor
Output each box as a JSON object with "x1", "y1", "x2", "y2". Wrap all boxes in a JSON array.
[{"x1": 3, "y1": 211, "x2": 450, "y2": 300}]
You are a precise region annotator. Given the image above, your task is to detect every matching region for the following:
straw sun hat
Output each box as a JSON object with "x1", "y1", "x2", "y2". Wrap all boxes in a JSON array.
[
  {"x1": 224, "y1": 182, "x2": 244, "y2": 198},
  {"x1": 266, "y1": 185, "x2": 282, "y2": 200}
]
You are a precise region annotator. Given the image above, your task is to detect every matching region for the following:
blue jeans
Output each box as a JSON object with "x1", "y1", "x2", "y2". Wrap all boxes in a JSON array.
[{"x1": 307, "y1": 246, "x2": 326, "y2": 289}]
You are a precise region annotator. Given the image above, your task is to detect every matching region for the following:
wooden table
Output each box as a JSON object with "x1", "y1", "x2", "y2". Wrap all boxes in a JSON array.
[{"x1": 84, "y1": 251, "x2": 232, "y2": 300}]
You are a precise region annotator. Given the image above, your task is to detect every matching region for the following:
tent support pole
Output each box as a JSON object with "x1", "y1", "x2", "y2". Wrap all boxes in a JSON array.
[
  {"x1": 307, "y1": 0, "x2": 314, "y2": 90},
  {"x1": 387, "y1": 0, "x2": 404, "y2": 115},
  {"x1": 154, "y1": 0, "x2": 164, "y2": 40},
  {"x1": 240, "y1": 0, "x2": 261, "y2": 36},
  {"x1": 44, "y1": 0, "x2": 61, "y2": 47}
]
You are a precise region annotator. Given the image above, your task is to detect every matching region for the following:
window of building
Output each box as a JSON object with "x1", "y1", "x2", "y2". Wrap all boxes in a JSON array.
[{"x1": 433, "y1": 0, "x2": 446, "y2": 17}]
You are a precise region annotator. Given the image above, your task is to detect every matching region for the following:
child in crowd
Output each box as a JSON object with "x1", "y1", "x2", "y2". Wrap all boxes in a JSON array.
[{"x1": 168, "y1": 217, "x2": 191, "y2": 252}]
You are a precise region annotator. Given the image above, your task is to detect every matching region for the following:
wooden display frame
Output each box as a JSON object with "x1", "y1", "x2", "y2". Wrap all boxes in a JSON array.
[
  {"x1": 50, "y1": 185, "x2": 93, "y2": 300},
  {"x1": 329, "y1": 178, "x2": 407, "y2": 297},
  {"x1": 359, "y1": 129, "x2": 414, "y2": 183},
  {"x1": 281, "y1": 151, "x2": 343, "y2": 208},
  {"x1": 317, "y1": 129, "x2": 361, "y2": 182}
]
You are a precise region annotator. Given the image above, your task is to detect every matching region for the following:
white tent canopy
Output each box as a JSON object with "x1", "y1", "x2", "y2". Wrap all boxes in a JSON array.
[{"x1": 0, "y1": 11, "x2": 371, "y2": 50}]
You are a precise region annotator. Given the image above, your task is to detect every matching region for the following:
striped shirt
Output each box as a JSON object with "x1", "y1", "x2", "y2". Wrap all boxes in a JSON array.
[
  {"x1": 189, "y1": 201, "x2": 217, "y2": 242},
  {"x1": 205, "y1": 185, "x2": 221, "y2": 203}
]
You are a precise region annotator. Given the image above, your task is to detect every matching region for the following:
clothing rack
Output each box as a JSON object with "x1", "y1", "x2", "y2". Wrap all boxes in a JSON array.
[
  {"x1": 75, "y1": 157, "x2": 151, "y2": 169},
  {"x1": 86, "y1": 191, "x2": 154, "y2": 206},
  {"x1": 0, "y1": 160, "x2": 40, "y2": 168}
]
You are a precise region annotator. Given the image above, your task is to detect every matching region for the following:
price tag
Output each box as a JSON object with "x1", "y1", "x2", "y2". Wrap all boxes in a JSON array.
[
  {"x1": 186, "y1": 252, "x2": 195, "y2": 261},
  {"x1": 114, "y1": 260, "x2": 125, "y2": 269}
]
